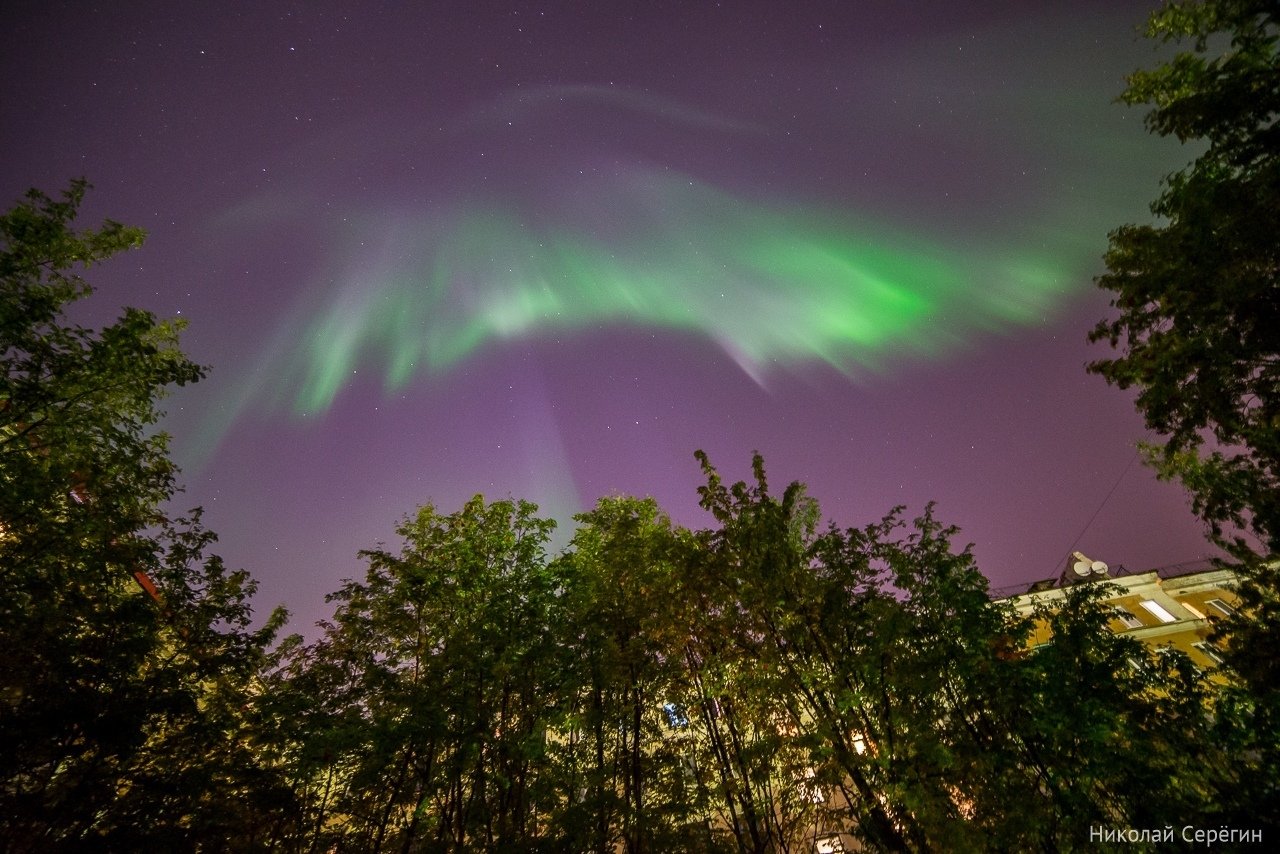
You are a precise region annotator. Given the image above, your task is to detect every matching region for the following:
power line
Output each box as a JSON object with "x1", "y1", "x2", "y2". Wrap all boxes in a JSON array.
[{"x1": 1056, "y1": 446, "x2": 1141, "y2": 574}]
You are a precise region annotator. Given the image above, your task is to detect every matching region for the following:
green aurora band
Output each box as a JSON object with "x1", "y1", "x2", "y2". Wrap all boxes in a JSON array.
[{"x1": 281, "y1": 170, "x2": 1072, "y2": 415}]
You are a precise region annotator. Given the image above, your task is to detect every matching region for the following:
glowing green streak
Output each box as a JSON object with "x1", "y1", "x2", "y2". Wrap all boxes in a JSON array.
[{"x1": 278, "y1": 172, "x2": 1069, "y2": 413}]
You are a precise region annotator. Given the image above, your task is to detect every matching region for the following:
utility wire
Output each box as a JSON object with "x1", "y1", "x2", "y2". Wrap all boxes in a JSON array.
[{"x1": 1057, "y1": 446, "x2": 1141, "y2": 574}]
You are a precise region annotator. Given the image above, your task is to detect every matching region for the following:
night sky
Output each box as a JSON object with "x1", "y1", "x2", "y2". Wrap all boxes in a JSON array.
[{"x1": 3, "y1": 1, "x2": 1221, "y2": 630}]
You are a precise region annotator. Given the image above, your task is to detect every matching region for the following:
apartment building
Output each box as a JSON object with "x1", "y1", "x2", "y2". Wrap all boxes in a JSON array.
[{"x1": 995, "y1": 554, "x2": 1239, "y2": 669}]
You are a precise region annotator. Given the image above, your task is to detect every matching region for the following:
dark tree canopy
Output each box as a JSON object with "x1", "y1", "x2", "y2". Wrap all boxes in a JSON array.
[
  {"x1": 255, "y1": 453, "x2": 1264, "y2": 852},
  {"x1": 1088, "y1": 1, "x2": 1280, "y2": 816},
  {"x1": 1088, "y1": 0, "x2": 1280, "y2": 557},
  {"x1": 0, "y1": 182, "x2": 289, "y2": 850}
]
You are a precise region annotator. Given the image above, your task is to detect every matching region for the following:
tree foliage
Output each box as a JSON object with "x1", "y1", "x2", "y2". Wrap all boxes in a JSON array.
[
  {"x1": 0, "y1": 182, "x2": 289, "y2": 850},
  {"x1": 263, "y1": 453, "x2": 1258, "y2": 852},
  {"x1": 259, "y1": 497, "x2": 569, "y2": 851},
  {"x1": 1088, "y1": 1, "x2": 1280, "y2": 808},
  {"x1": 1088, "y1": 0, "x2": 1279, "y2": 556}
]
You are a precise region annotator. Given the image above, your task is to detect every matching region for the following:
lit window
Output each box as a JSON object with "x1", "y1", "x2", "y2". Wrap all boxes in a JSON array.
[
  {"x1": 948, "y1": 784, "x2": 977, "y2": 820},
  {"x1": 798, "y1": 767, "x2": 825, "y2": 803},
  {"x1": 815, "y1": 833, "x2": 846, "y2": 853},
  {"x1": 1206, "y1": 598, "x2": 1235, "y2": 617},
  {"x1": 1139, "y1": 600, "x2": 1177, "y2": 623},
  {"x1": 662, "y1": 702, "x2": 689, "y2": 729},
  {"x1": 773, "y1": 711, "x2": 799, "y2": 737},
  {"x1": 1114, "y1": 608, "x2": 1143, "y2": 629},
  {"x1": 1193, "y1": 642, "x2": 1225, "y2": 665}
]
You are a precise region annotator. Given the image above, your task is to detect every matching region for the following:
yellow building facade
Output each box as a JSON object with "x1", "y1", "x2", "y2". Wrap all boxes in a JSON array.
[{"x1": 996, "y1": 556, "x2": 1239, "y2": 668}]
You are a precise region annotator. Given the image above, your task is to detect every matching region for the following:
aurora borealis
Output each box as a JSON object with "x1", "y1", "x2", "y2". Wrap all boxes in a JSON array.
[
  {"x1": 2, "y1": 1, "x2": 1223, "y2": 626},
  {"x1": 260, "y1": 167, "x2": 1071, "y2": 416}
]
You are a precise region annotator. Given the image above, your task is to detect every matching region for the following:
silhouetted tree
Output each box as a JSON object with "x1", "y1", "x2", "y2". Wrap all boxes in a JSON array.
[
  {"x1": 264, "y1": 497, "x2": 568, "y2": 851},
  {"x1": 1088, "y1": 1, "x2": 1280, "y2": 822},
  {"x1": 0, "y1": 182, "x2": 289, "y2": 850}
]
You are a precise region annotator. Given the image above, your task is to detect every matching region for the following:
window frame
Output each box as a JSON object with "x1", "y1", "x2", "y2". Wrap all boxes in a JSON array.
[
  {"x1": 1113, "y1": 607, "x2": 1144, "y2": 629},
  {"x1": 1138, "y1": 599, "x2": 1178, "y2": 624}
]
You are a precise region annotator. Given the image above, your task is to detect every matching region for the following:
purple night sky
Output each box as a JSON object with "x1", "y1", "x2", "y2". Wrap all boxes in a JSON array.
[{"x1": 2, "y1": 1, "x2": 1220, "y2": 631}]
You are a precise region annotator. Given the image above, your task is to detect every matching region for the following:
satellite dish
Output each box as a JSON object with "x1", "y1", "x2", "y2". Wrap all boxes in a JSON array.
[
  {"x1": 1091, "y1": 560, "x2": 1108, "y2": 575},
  {"x1": 1070, "y1": 552, "x2": 1094, "y2": 576}
]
